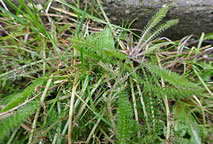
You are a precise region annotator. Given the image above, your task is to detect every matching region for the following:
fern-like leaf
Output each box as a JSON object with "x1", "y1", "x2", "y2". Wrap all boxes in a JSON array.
[
  {"x1": 140, "y1": 6, "x2": 169, "y2": 43},
  {"x1": 140, "y1": 62, "x2": 201, "y2": 97},
  {"x1": 68, "y1": 27, "x2": 126, "y2": 63},
  {"x1": 0, "y1": 101, "x2": 39, "y2": 142},
  {"x1": 1, "y1": 78, "x2": 44, "y2": 112},
  {"x1": 143, "y1": 82, "x2": 196, "y2": 100},
  {"x1": 116, "y1": 91, "x2": 141, "y2": 143},
  {"x1": 145, "y1": 19, "x2": 179, "y2": 44}
]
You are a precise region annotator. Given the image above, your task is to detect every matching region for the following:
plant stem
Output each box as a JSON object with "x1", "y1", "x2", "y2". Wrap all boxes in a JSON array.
[
  {"x1": 129, "y1": 77, "x2": 140, "y2": 137},
  {"x1": 28, "y1": 75, "x2": 53, "y2": 144},
  {"x1": 68, "y1": 74, "x2": 79, "y2": 144},
  {"x1": 156, "y1": 54, "x2": 170, "y2": 143}
]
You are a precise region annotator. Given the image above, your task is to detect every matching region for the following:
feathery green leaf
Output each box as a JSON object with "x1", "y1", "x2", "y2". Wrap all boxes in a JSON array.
[
  {"x1": 117, "y1": 91, "x2": 142, "y2": 143},
  {"x1": 1, "y1": 78, "x2": 44, "y2": 112},
  {"x1": 0, "y1": 101, "x2": 39, "y2": 142},
  {"x1": 141, "y1": 6, "x2": 169, "y2": 42},
  {"x1": 145, "y1": 19, "x2": 179, "y2": 43}
]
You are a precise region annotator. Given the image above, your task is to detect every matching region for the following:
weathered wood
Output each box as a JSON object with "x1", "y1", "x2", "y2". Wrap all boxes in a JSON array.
[{"x1": 4, "y1": 0, "x2": 213, "y2": 39}]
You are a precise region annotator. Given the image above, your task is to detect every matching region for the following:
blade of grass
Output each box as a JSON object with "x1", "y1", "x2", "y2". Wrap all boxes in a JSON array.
[
  {"x1": 74, "y1": 92, "x2": 112, "y2": 127},
  {"x1": 76, "y1": 3, "x2": 87, "y2": 35},
  {"x1": 68, "y1": 73, "x2": 79, "y2": 144},
  {"x1": 96, "y1": 0, "x2": 110, "y2": 25},
  {"x1": 129, "y1": 77, "x2": 140, "y2": 137},
  {"x1": 76, "y1": 75, "x2": 105, "y2": 121},
  {"x1": 0, "y1": 56, "x2": 74, "y2": 79},
  {"x1": 156, "y1": 54, "x2": 171, "y2": 143},
  {"x1": 193, "y1": 66, "x2": 213, "y2": 97},
  {"x1": 6, "y1": 128, "x2": 18, "y2": 144},
  {"x1": 42, "y1": 88, "x2": 62, "y2": 128},
  {"x1": 28, "y1": 75, "x2": 53, "y2": 144},
  {"x1": 192, "y1": 95, "x2": 206, "y2": 127},
  {"x1": 86, "y1": 115, "x2": 102, "y2": 143},
  {"x1": 0, "y1": 6, "x2": 27, "y2": 25},
  {"x1": 87, "y1": 83, "x2": 96, "y2": 111},
  {"x1": 55, "y1": 0, "x2": 139, "y2": 38}
]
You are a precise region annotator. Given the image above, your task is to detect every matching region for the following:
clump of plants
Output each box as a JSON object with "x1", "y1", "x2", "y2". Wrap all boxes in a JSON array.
[{"x1": 0, "y1": 0, "x2": 212, "y2": 144}]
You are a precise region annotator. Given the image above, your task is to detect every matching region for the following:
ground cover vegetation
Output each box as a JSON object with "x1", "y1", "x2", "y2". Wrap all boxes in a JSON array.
[{"x1": 0, "y1": 0, "x2": 212, "y2": 143}]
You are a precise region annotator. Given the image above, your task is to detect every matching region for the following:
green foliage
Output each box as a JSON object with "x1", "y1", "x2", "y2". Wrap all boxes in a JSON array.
[
  {"x1": 0, "y1": 1, "x2": 211, "y2": 143},
  {"x1": 1, "y1": 78, "x2": 44, "y2": 112},
  {"x1": 142, "y1": 92, "x2": 165, "y2": 143},
  {"x1": 129, "y1": 5, "x2": 178, "y2": 58},
  {"x1": 143, "y1": 6, "x2": 169, "y2": 39},
  {"x1": 140, "y1": 62, "x2": 202, "y2": 99},
  {"x1": 139, "y1": 5, "x2": 178, "y2": 44},
  {"x1": 68, "y1": 27, "x2": 126, "y2": 63},
  {"x1": 0, "y1": 79, "x2": 22, "y2": 97},
  {"x1": 0, "y1": 92, "x2": 22, "y2": 107},
  {"x1": 116, "y1": 91, "x2": 142, "y2": 144},
  {"x1": 173, "y1": 102, "x2": 203, "y2": 144},
  {"x1": 0, "y1": 101, "x2": 39, "y2": 142},
  {"x1": 204, "y1": 32, "x2": 213, "y2": 40},
  {"x1": 145, "y1": 19, "x2": 179, "y2": 43},
  {"x1": 141, "y1": 42, "x2": 172, "y2": 55}
]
